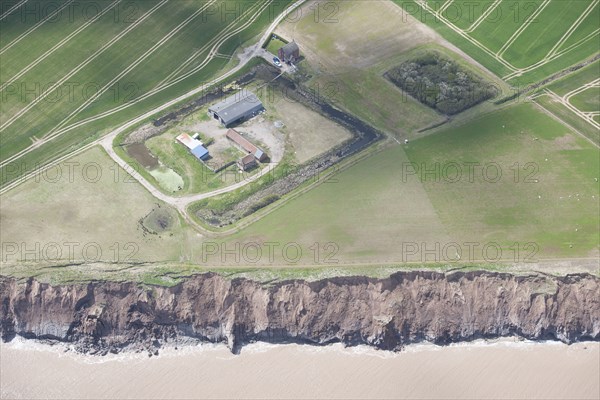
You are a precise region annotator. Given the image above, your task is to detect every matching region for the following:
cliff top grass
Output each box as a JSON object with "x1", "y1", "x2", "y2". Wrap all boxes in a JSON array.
[{"x1": 2, "y1": 259, "x2": 598, "y2": 288}]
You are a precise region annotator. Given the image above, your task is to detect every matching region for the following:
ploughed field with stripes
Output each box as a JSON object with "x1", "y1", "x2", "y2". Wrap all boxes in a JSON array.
[
  {"x1": 0, "y1": 0, "x2": 291, "y2": 187},
  {"x1": 400, "y1": 0, "x2": 600, "y2": 84}
]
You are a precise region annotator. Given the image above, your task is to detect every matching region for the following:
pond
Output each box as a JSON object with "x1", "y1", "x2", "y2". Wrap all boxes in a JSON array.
[{"x1": 149, "y1": 167, "x2": 184, "y2": 193}]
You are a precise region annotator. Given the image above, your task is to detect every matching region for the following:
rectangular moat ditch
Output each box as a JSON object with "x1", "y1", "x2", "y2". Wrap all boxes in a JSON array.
[
  {"x1": 191, "y1": 65, "x2": 384, "y2": 227},
  {"x1": 121, "y1": 63, "x2": 384, "y2": 227}
]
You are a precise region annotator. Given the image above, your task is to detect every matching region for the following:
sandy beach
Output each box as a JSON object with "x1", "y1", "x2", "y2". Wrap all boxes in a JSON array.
[{"x1": 1, "y1": 339, "x2": 598, "y2": 400}]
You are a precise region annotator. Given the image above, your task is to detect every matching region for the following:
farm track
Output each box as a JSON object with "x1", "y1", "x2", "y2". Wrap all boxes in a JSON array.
[
  {"x1": 544, "y1": 78, "x2": 600, "y2": 130},
  {"x1": 0, "y1": 0, "x2": 274, "y2": 169},
  {"x1": 414, "y1": 0, "x2": 600, "y2": 81},
  {"x1": 0, "y1": 0, "x2": 170, "y2": 133},
  {"x1": 0, "y1": 0, "x2": 74, "y2": 56},
  {"x1": 45, "y1": 0, "x2": 220, "y2": 137},
  {"x1": 0, "y1": 0, "x2": 27, "y2": 22},
  {"x1": 0, "y1": 0, "x2": 123, "y2": 92},
  {"x1": 464, "y1": 0, "x2": 501, "y2": 33},
  {"x1": 0, "y1": 0, "x2": 307, "y2": 197}
]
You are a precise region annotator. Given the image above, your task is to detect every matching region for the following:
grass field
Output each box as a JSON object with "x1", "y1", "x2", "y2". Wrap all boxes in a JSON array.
[
  {"x1": 1, "y1": 0, "x2": 598, "y2": 282},
  {"x1": 0, "y1": 0, "x2": 293, "y2": 187},
  {"x1": 0, "y1": 146, "x2": 194, "y2": 266},
  {"x1": 223, "y1": 102, "x2": 599, "y2": 265},
  {"x1": 397, "y1": 0, "x2": 600, "y2": 86}
]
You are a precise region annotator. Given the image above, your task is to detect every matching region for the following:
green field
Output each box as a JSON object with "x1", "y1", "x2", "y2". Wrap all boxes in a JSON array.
[
  {"x1": 1, "y1": 0, "x2": 599, "y2": 283},
  {"x1": 224, "y1": 102, "x2": 599, "y2": 265},
  {"x1": 397, "y1": 0, "x2": 600, "y2": 85},
  {"x1": 0, "y1": 0, "x2": 293, "y2": 187},
  {"x1": 265, "y1": 36, "x2": 287, "y2": 55},
  {"x1": 404, "y1": 103, "x2": 599, "y2": 258},
  {"x1": 546, "y1": 60, "x2": 600, "y2": 96},
  {"x1": 570, "y1": 87, "x2": 600, "y2": 112},
  {"x1": 0, "y1": 146, "x2": 193, "y2": 266}
]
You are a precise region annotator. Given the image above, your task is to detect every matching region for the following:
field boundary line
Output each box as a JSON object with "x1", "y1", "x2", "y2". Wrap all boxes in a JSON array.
[
  {"x1": 438, "y1": 0, "x2": 454, "y2": 14},
  {"x1": 0, "y1": 0, "x2": 272, "y2": 168},
  {"x1": 535, "y1": 91, "x2": 599, "y2": 148},
  {"x1": 0, "y1": 0, "x2": 123, "y2": 93},
  {"x1": 157, "y1": 1, "x2": 273, "y2": 88},
  {"x1": 546, "y1": 0, "x2": 599, "y2": 59},
  {"x1": 496, "y1": 0, "x2": 551, "y2": 58},
  {"x1": 413, "y1": 1, "x2": 517, "y2": 72},
  {"x1": 554, "y1": 29, "x2": 600, "y2": 58},
  {"x1": 0, "y1": 0, "x2": 169, "y2": 137},
  {"x1": 40, "y1": 0, "x2": 271, "y2": 145},
  {"x1": 465, "y1": 0, "x2": 501, "y2": 33},
  {"x1": 0, "y1": 0, "x2": 27, "y2": 21},
  {"x1": 46, "y1": 0, "x2": 218, "y2": 138},
  {"x1": 503, "y1": 29, "x2": 600, "y2": 81},
  {"x1": 563, "y1": 80, "x2": 600, "y2": 129},
  {"x1": 157, "y1": 0, "x2": 266, "y2": 87},
  {"x1": 0, "y1": 0, "x2": 308, "y2": 194},
  {"x1": 0, "y1": 0, "x2": 74, "y2": 56}
]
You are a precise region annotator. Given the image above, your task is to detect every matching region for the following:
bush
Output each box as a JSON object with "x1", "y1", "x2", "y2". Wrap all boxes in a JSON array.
[{"x1": 387, "y1": 53, "x2": 497, "y2": 115}]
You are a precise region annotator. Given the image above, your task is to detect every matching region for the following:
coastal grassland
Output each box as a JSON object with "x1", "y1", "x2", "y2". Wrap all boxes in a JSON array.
[
  {"x1": 274, "y1": 0, "x2": 450, "y2": 139},
  {"x1": 215, "y1": 144, "x2": 451, "y2": 266},
  {"x1": 0, "y1": 0, "x2": 293, "y2": 187},
  {"x1": 0, "y1": 146, "x2": 194, "y2": 266},
  {"x1": 404, "y1": 102, "x2": 600, "y2": 259},
  {"x1": 0, "y1": 261, "x2": 530, "y2": 287},
  {"x1": 215, "y1": 102, "x2": 599, "y2": 266},
  {"x1": 397, "y1": 0, "x2": 600, "y2": 85}
]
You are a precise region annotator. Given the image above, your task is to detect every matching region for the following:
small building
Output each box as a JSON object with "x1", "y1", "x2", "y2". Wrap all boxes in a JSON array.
[
  {"x1": 278, "y1": 40, "x2": 300, "y2": 64},
  {"x1": 237, "y1": 154, "x2": 257, "y2": 171},
  {"x1": 225, "y1": 128, "x2": 268, "y2": 162},
  {"x1": 191, "y1": 145, "x2": 209, "y2": 160},
  {"x1": 176, "y1": 133, "x2": 203, "y2": 150},
  {"x1": 177, "y1": 133, "x2": 209, "y2": 161},
  {"x1": 208, "y1": 91, "x2": 264, "y2": 127}
]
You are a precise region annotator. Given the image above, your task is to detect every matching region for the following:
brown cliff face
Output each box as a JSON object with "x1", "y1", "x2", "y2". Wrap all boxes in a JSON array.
[{"x1": 1, "y1": 271, "x2": 598, "y2": 355}]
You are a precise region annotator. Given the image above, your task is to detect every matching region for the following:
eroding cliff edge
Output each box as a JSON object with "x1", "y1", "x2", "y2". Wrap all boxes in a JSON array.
[{"x1": 1, "y1": 271, "x2": 598, "y2": 355}]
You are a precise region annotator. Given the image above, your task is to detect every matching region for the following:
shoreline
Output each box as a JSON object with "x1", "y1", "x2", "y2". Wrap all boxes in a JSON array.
[
  {"x1": 2, "y1": 339, "x2": 598, "y2": 400},
  {"x1": 2, "y1": 334, "x2": 597, "y2": 360}
]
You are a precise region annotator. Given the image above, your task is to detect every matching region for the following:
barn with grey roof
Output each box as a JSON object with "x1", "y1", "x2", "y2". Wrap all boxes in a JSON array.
[{"x1": 208, "y1": 91, "x2": 264, "y2": 127}]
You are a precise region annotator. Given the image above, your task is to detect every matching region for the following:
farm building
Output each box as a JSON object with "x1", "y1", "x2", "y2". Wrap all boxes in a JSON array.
[
  {"x1": 191, "y1": 145, "x2": 209, "y2": 160},
  {"x1": 237, "y1": 154, "x2": 257, "y2": 171},
  {"x1": 226, "y1": 128, "x2": 268, "y2": 162},
  {"x1": 278, "y1": 40, "x2": 300, "y2": 63},
  {"x1": 176, "y1": 133, "x2": 209, "y2": 161},
  {"x1": 208, "y1": 91, "x2": 264, "y2": 127}
]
